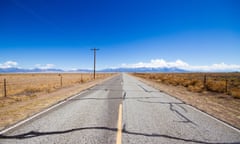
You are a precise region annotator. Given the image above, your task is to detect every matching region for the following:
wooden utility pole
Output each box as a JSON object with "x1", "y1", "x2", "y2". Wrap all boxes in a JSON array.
[{"x1": 91, "y1": 48, "x2": 99, "y2": 79}]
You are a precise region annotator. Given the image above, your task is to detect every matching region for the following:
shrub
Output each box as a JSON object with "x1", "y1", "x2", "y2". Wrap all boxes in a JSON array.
[
  {"x1": 206, "y1": 80, "x2": 226, "y2": 93},
  {"x1": 229, "y1": 88, "x2": 240, "y2": 99},
  {"x1": 23, "y1": 87, "x2": 42, "y2": 96}
]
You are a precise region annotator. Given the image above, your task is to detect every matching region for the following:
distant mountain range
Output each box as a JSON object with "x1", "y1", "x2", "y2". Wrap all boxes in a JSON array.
[
  {"x1": 0, "y1": 67, "x2": 187, "y2": 73},
  {"x1": 0, "y1": 68, "x2": 64, "y2": 73},
  {"x1": 98, "y1": 67, "x2": 187, "y2": 72}
]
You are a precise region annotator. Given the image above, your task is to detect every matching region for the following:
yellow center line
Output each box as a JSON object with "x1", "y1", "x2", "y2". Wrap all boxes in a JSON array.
[{"x1": 116, "y1": 104, "x2": 123, "y2": 144}]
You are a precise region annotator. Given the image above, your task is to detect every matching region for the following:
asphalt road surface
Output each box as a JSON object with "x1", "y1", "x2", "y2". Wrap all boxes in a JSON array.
[{"x1": 0, "y1": 73, "x2": 240, "y2": 144}]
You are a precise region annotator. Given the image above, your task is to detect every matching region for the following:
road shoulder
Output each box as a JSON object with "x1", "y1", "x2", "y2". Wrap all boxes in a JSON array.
[
  {"x1": 0, "y1": 75, "x2": 116, "y2": 131},
  {"x1": 133, "y1": 75, "x2": 240, "y2": 130}
]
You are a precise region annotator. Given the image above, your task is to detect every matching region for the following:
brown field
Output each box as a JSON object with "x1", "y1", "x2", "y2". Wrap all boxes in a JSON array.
[
  {"x1": 0, "y1": 73, "x2": 112, "y2": 98},
  {"x1": 0, "y1": 73, "x2": 114, "y2": 129},
  {"x1": 133, "y1": 73, "x2": 240, "y2": 98},
  {"x1": 132, "y1": 72, "x2": 240, "y2": 129}
]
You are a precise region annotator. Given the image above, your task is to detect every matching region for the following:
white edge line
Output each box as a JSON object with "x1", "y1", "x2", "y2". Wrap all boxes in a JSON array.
[
  {"x1": 136, "y1": 75, "x2": 240, "y2": 133},
  {"x1": 186, "y1": 104, "x2": 240, "y2": 133},
  {"x1": 0, "y1": 91, "x2": 87, "y2": 135}
]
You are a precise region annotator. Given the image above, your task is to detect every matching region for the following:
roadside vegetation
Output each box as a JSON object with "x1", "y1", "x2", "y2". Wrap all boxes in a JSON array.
[
  {"x1": 133, "y1": 73, "x2": 240, "y2": 98},
  {"x1": 132, "y1": 72, "x2": 240, "y2": 129},
  {"x1": 0, "y1": 73, "x2": 114, "y2": 129},
  {"x1": 0, "y1": 73, "x2": 113, "y2": 107}
]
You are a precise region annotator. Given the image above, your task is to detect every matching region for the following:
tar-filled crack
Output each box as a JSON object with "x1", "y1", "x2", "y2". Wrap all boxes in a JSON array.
[{"x1": 123, "y1": 91, "x2": 126, "y2": 100}]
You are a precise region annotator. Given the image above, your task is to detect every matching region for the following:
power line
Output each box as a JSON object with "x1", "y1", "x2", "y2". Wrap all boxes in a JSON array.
[{"x1": 91, "y1": 48, "x2": 99, "y2": 79}]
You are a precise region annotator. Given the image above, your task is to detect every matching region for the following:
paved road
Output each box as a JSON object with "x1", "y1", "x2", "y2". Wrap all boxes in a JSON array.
[{"x1": 0, "y1": 73, "x2": 240, "y2": 144}]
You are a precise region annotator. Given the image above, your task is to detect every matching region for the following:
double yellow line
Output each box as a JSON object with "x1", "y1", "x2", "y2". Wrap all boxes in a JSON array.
[{"x1": 116, "y1": 104, "x2": 123, "y2": 144}]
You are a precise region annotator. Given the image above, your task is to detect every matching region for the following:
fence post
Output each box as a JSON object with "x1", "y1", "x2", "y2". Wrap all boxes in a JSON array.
[
  {"x1": 203, "y1": 74, "x2": 207, "y2": 90},
  {"x1": 225, "y1": 79, "x2": 228, "y2": 93},
  {"x1": 4, "y1": 78, "x2": 7, "y2": 97},
  {"x1": 60, "y1": 75, "x2": 63, "y2": 88},
  {"x1": 81, "y1": 74, "x2": 83, "y2": 83}
]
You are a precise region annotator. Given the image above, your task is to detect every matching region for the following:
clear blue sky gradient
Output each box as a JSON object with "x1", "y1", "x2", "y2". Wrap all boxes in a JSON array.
[{"x1": 0, "y1": 0, "x2": 240, "y2": 70}]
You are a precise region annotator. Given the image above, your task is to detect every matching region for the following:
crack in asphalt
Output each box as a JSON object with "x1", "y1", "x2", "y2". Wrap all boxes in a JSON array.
[{"x1": 1, "y1": 127, "x2": 239, "y2": 144}]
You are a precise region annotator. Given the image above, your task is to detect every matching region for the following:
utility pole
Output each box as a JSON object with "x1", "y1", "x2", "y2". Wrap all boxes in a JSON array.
[{"x1": 91, "y1": 48, "x2": 99, "y2": 79}]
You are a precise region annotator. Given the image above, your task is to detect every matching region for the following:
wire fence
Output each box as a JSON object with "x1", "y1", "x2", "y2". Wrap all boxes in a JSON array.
[
  {"x1": 133, "y1": 73, "x2": 240, "y2": 98},
  {"x1": 0, "y1": 73, "x2": 111, "y2": 98}
]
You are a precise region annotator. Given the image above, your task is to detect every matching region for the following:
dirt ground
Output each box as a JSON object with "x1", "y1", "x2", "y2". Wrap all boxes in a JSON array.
[
  {"x1": 135, "y1": 76, "x2": 240, "y2": 130},
  {"x1": 0, "y1": 75, "x2": 115, "y2": 131}
]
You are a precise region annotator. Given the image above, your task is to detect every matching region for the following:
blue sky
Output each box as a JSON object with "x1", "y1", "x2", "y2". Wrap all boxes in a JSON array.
[{"x1": 0, "y1": 0, "x2": 240, "y2": 71}]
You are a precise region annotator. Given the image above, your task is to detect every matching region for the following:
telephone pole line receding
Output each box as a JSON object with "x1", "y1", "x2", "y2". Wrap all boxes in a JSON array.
[{"x1": 91, "y1": 48, "x2": 99, "y2": 79}]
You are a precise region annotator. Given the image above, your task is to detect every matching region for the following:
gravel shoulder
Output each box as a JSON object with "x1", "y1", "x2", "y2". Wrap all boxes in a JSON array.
[{"x1": 134, "y1": 76, "x2": 240, "y2": 130}]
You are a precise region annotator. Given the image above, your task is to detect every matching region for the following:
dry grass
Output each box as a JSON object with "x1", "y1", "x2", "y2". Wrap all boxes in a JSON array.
[
  {"x1": 0, "y1": 73, "x2": 111, "y2": 97},
  {"x1": 133, "y1": 73, "x2": 240, "y2": 98},
  {"x1": 0, "y1": 73, "x2": 113, "y2": 107},
  {"x1": 0, "y1": 73, "x2": 115, "y2": 130},
  {"x1": 132, "y1": 73, "x2": 240, "y2": 129}
]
